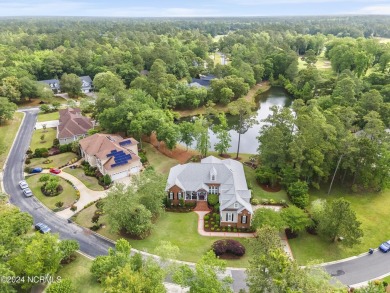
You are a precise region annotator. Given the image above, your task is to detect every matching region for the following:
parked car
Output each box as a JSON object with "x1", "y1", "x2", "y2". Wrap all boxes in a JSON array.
[
  {"x1": 18, "y1": 180, "x2": 28, "y2": 189},
  {"x1": 34, "y1": 222, "x2": 51, "y2": 234},
  {"x1": 49, "y1": 168, "x2": 61, "y2": 174},
  {"x1": 379, "y1": 241, "x2": 390, "y2": 252},
  {"x1": 23, "y1": 188, "x2": 33, "y2": 197},
  {"x1": 30, "y1": 167, "x2": 43, "y2": 174}
]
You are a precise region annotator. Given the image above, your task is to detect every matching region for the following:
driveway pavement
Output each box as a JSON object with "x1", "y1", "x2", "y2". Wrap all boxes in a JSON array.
[
  {"x1": 39, "y1": 169, "x2": 108, "y2": 219},
  {"x1": 35, "y1": 120, "x2": 59, "y2": 129}
]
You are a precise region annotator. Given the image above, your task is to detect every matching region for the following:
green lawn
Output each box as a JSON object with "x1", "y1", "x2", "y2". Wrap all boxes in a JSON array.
[
  {"x1": 25, "y1": 174, "x2": 78, "y2": 210},
  {"x1": 30, "y1": 127, "x2": 57, "y2": 151},
  {"x1": 37, "y1": 111, "x2": 59, "y2": 122},
  {"x1": 56, "y1": 254, "x2": 103, "y2": 293},
  {"x1": 289, "y1": 186, "x2": 390, "y2": 265},
  {"x1": 143, "y1": 143, "x2": 179, "y2": 174},
  {"x1": 64, "y1": 167, "x2": 104, "y2": 191},
  {"x1": 29, "y1": 152, "x2": 78, "y2": 169},
  {"x1": 0, "y1": 112, "x2": 23, "y2": 170},
  {"x1": 74, "y1": 206, "x2": 253, "y2": 267}
]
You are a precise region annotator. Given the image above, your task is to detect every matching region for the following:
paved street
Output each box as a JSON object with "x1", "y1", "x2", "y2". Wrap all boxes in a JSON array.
[{"x1": 4, "y1": 109, "x2": 390, "y2": 291}]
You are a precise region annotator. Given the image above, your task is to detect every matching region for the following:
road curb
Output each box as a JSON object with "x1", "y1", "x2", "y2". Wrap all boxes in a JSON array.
[
  {"x1": 319, "y1": 249, "x2": 379, "y2": 267},
  {"x1": 0, "y1": 111, "x2": 26, "y2": 193}
]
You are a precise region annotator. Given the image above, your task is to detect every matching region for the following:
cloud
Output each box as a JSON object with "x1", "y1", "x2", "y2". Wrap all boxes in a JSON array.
[
  {"x1": 353, "y1": 5, "x2": 390, "y2": 14},
  {"x1": 223, "y1": 0, "x2": 387, "y2": 4}
]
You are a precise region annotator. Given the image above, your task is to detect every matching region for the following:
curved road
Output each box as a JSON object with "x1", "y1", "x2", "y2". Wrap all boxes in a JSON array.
[
  {"x1": 3, "y1": 109, "x2": 114, "y2": 257},
  {"x1": 3, "y1": 109, "x2": 390, "y2": 290}
]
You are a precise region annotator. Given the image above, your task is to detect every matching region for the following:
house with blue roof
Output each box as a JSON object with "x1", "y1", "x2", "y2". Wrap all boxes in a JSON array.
[
  {"x1": 79, "y1": 133, "x2": 142, "y2": 181},
  {"x1": 189, "y1": 74, "x2": 216, "y2": 88}
]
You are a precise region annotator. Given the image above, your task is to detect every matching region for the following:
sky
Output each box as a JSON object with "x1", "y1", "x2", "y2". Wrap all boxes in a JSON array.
[{"x1": 1, "y1": 0, "x2": 390, "y2": 17}]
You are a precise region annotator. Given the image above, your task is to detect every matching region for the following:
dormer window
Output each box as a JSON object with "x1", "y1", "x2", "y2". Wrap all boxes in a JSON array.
[
  {"x1": 234, "y1": 203, "x2": 238, "y2": 208},
  {"x1": 210, "y1": 167, "x2": 217, "y2": 181}
]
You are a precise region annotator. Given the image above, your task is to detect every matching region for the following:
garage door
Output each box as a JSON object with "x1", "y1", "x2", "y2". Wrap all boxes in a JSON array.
[
  {"x1": 130, "y1": 166, "x2": 140, "y2": 174},
  {"x1": 111, "y1": 171, "x2": 128, "y2": 181}
]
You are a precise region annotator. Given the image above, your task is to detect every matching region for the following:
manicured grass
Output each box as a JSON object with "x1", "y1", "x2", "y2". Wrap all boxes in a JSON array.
[
  {"x1": 0, "y1": 112, "x2": 23, "y2": 170},
  {"x1": 289, "y1": 186, "x2": 390, "y2": 265},
  {"x1": 143, "y1": 143, "x2": 179, "y2": 174},
  {"x1": 30, "y1": 127, "x2": 57, "y2": 151},
  {"x1": 56, "y1": 254, "x2": 103, "y2": 293},
  {"x1": 25, "y1": 174, "x2": 78, "y2": 210},
  {"x1": 17, "y1": 96, "x2": 67, "y2": 108},
  {"x1": 37, "y1": 111, "x2": 59, "y2": 122},
  {"x1": 29, "y1": 152, "x2": 78, "y2": 169},
  {"x1": 64, "y1": 167, "x2": 104, "y2": 191},
  {"x1": 74, "y1": 206, "x2": 253, "y2": 267}
]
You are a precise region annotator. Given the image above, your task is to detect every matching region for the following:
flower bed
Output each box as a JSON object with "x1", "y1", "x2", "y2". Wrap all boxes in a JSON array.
[{"x1": 203, "y1": 212, "x2": 253, "y2": 233}]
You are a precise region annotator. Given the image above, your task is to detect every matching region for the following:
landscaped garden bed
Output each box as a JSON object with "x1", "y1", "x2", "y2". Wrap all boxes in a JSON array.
[
  {"x1": 27, "y1": 152, "x2": 78, "y2": 169},
  {"x1": 203, "y1": 212, "x2": 253, "y2": 233},
  {"x1": 25, "y1": 174, "x2": 79, "y2": 211}
]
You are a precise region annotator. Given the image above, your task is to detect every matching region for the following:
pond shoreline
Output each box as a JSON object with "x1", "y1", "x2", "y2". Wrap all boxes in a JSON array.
[{"x1": 175, "y1": 81, "x2": 271, "y2": 118}]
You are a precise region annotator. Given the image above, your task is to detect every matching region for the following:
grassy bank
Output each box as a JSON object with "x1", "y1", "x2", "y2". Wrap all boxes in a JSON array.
[
  {"x1": 289, "y1": 186, "x2": 390, "y2": 265},
  {"x1": 0, "y1": 112, "x2": 23, "y2": 170},
  {"x1": 74, "y1": 206, "x2": 252, "y2": 268}
]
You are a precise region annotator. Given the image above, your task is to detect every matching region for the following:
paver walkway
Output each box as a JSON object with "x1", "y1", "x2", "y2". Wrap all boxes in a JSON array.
[
  {"x1": 195, "y1": 206, "x2": 294, "y2": 259},
  {"x1": 41, "y1": 169, "x2": 107, "y2": 219}
]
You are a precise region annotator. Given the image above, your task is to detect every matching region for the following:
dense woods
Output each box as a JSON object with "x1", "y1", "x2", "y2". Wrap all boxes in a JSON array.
[{"x1": 0, "y1": 16, "x2": 389, "y2": 193}]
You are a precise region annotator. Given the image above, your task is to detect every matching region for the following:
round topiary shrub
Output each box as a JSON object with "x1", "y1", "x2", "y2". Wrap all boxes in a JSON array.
[
  {"x1": 205, "y1": 224, "x2": 209, "y2": 228},
  {"x1": 211, "y1": 227, "x2": 215, "y2": 231},
  {"x1": 204, "y1": 215, "x2": 210, "y2": 221},
  {"x1": 212, "y1": 239, "x2": 246, "y2": 257}
]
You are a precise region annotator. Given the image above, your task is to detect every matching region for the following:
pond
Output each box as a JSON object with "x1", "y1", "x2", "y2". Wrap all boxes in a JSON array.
[{"x1": 181, "y1": 87, "x2": 292, "y2": 154}]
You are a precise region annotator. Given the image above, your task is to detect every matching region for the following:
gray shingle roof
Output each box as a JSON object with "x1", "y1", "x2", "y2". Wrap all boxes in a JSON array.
[{"x1": 166, "y1": 156, "x2": 253, "y2": 214}]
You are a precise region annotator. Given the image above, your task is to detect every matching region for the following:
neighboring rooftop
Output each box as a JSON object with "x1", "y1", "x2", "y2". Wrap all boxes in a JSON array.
[
  {"x1": 58, "y1": 108, "x2": 93, "y2": 139},
  {"x1": 79, "y1": 134, "x2": 139, "y2": 170},
  {"x1": 39, "y1": 79, "x2": 60, "y2": 90},
  {"x1": 189, "y1": 74, "x2": 216, "y2": 88}
]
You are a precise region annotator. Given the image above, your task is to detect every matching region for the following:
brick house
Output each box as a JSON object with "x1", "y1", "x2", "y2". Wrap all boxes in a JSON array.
[
  {"x1": 57, "y1": 108, "x2": 93, "y2": 145},
  {"x1": 79, "y1": 133, "x2": 142, "y2": 181},
  {"x1": 166, "y1": 156, "x2": 253, "y2": 228}
]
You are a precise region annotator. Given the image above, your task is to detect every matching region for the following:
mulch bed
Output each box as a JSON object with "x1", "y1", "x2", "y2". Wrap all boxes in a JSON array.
[
  {"x1": 219, "y1": 154, "x2": 231, "y2": 158},
  {"x1": 143, "y1": 133, "x2": 197, "y2": 164},
  {"x1": 260, "y1": 183, "x2": 282, "y2": 192}
]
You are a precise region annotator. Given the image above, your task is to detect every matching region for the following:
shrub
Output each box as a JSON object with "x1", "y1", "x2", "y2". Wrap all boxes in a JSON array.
[
  {"x1": 95, "y1": 200, "x2": 104, "y2": 210},
  {"x1": 215, "y1": 214, "x2": 220, "y2": 222},
  {"x1": 214, "y1": 224, "x2": 218, "y2": 228},
  {"x1": 24, "y1": 167, "x2": 32, "y2": 173},
  {"x1": 53, "y1": 138, "x2": 60, "y2": 147},
  {"x1": 103, "y1": 174, "x2": 112, "y2": 186},
  {"x1": 92, "y1": 214, "x2": 100, "y2": 223},
  {"x1": 211, "y1": 221, "x2": 215, "y2": 225},
  {"x1": 204, "y1": 215, "x2": 210, "y2": 221},
  {"x1": 205, "y1": 224, "x2": 209, "y2": 228},
  {"x1": 207, "y1": 194, "x2": 219, "y2": 206},
  {"x1": 138, "y1": 152, "x2": 148, "y2": 164},
  {"x1": 55, "y1": 201, "x2": 64, "y2": 208},
  {"x1": 233, "y1": 228, "x2": 237, "y2": 232},
  {"x1": 179, "y1": 198, "x2": 185, "y2": 207},
  {"x1": 217, "y1": 228, "x2": 221, "y2": 232},
  {"x1": 34, "y1": 148, "x2": 49, "y2": 158},
  {"x1": 70, "y1": 205, "x2": 77, "y2": 211},
  {"x1": 288, "y1": 181, "x2": 309, "y2": 209},
  {"x1": 214, "y1": 203, "x2": 220, "y2": 212},
  {"x1": 211, "y1": 227, "x2": 215, "y2": 231},
  {"x1": 59, "y1": 144, "x2": 72, "y2": 153},
  {"x1": 90, "y1": 224, "x2": 101, "y2": 231},
  {"x1": 251, "y1": 198, "x2": 260, "y2": 205},
  {"x1": 25, "y1": 158, "x2": 31, "y2": 164},
  {"x1": 213, "y1": 212, "x2": 218, "y2": 218},
  {"x1": 212, "y1": 239, "x2": 246, "y2": 257},
  {"x1": 39, "y1": 174, "x2": 51, "y2": 182},
  {"x1": 39, "y1": 104, "x2": 51, "y2": 113}
]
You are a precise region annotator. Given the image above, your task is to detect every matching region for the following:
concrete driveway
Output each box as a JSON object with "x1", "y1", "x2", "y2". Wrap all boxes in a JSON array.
[{"x1": 35, "y1": 120, "x2": 59, "y2": 129}]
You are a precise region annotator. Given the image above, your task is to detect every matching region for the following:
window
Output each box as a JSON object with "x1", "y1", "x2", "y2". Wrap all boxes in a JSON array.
[
  {"x1": 208, "y1": 186, "x2": 219, "y2": 194},
  {"x1": 241, "y1": 216, "x2": 247, "y2": 224},
  {"x1": 178, "y1": 192, "x2": 182, "y2": 199},
  {"x1": 211, "y1": 175, "x2": 215, "y2": 181},
  {"x1": 226, "y1": 213, "x2": 234, "y2": 222},
  {"x1": 234, "y1": 203, "x2": 239, "y2": 208},
  {"x1": 169, "y1": 192, "x2": 174, "y2": 200},
  {"x1": 186, "y1": 192, "x2": 191, "y2": 200}
]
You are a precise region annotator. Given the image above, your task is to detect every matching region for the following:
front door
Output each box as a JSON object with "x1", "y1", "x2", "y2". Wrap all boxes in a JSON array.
[{"x1": 198, "y1": 190, "x2": 207, "y2": 201}]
